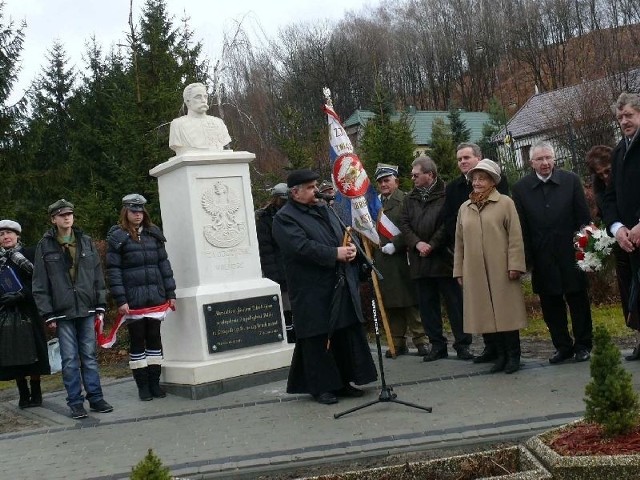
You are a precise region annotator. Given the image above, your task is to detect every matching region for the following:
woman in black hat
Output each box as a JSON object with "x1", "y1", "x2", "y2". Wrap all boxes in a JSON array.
[
  {"x1": 106, "y1": 194, "x2": 176, "y2": 401},
  {"x1": 0, "y1": 219, "x2": 50, "y2": 408}
]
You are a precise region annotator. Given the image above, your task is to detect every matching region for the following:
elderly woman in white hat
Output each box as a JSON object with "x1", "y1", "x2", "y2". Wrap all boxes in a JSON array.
[
  {"x1": 453, "y1": 160, "x2": 528, "y2": 374},
  {"x1": 0, "y1": 219, "x2": 50, "y2": 408},
  {"x1": 106, "y1": 194, "x2": 176, "y2": 401}
]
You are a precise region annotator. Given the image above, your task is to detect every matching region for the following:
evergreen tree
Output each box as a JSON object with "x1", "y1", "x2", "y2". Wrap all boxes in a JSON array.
[
  {"x1": 130, "y1": 449, "x2": 171, "y2": 480},
  {"x1": 359, "y1": 87, "x2": 415, "y2": 191},
  {"x1": 448, "y1": 104, "x2": 471, "y2": 146},
  {"x1": 428, "y1": 117, "x2": 457, "y2": 183},
  {"x1": 584, "y1": 325, "x2": 640, "y2": 437}
]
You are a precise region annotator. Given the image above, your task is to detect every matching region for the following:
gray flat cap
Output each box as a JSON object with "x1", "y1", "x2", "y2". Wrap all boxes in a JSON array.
[{"x1": 0, "y1": 219, "x2": 21, "y2": 234}]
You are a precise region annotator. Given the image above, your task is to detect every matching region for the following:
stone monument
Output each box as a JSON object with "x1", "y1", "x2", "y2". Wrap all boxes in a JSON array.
[{"x1": 149, "y1": 83, "x2": 292, "y2": 399}]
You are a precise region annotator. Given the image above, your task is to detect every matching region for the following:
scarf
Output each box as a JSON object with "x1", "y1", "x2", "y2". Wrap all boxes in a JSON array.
[
  {"x1": 416, "y1": 177, "x2": 439, "y2": 202},
  {"x1": 0, "y1": 244, "x2": 33, "y2": 274},
  {"x1": 469, "y1": 186, "x2": 496, "y2": 211}
]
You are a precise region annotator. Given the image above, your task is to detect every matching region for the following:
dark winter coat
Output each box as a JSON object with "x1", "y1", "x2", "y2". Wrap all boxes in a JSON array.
[
  {"x1": 106, "y1": 225, "x2": 176, "y2": 309},
  {"x1": 399, "y1": 178, "x2": 452, "y2": 279},
  {"x1": 0, "y1": 246, "x2": 50, "y2": 379},
  {"x1": 512, "y1": 169, "x2": 591, "y2": 295},
  {"x1": 373, "y1": 189, "x2": 417, "y2": 308},
  {"x1": 256, "y1": 204, "x2": 287, "y2": 289},
  {"x1": 272, "y1": 201, "x2": 364, "y2": 339},
  {"x1": 439, "y1": 173, "x2": 510, "y2": 247},
  {"x1": 32, "y1": 228, "x2": 107, "y2": 322},
  {"x1": 603, "y1": 136, "x2": 640, "y2": 229}
]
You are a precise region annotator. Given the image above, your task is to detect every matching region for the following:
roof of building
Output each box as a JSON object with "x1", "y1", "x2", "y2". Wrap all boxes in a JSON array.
[
  {"x1": 504, "y1": 69, "x2": 640, "y2": 140},
  {"x1": 344, "y1": 109, "x2": 490, "y2": 145}
]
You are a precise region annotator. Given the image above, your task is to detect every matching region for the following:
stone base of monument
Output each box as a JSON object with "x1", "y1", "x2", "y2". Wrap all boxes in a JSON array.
[{"x1": 159, "y1": 279, "x2": 294, "y2": 400}]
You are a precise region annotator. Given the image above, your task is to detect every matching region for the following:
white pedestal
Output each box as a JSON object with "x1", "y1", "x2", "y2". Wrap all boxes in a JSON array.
[{"x1": 149, "y1": 151, "x2": 293, "y2": 398}]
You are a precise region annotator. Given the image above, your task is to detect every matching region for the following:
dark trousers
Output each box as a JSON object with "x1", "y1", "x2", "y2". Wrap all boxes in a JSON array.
[
  {"x1": 485, "y1": 330, "x2": 520, "y2": 355},
  {"x1": 621, "y1": 248, "x2": 639, "y2": 330},
  {"x1": 415, "y1": 277, "x2": 471, "y2": 351},
  {"x1": 539, "y1": 290, "x2": 592, "y2": 354}
]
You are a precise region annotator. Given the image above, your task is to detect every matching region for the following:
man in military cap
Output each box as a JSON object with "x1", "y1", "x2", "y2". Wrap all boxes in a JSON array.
[
  {"x1": 32, "y1": 199, "x2": 113, "y2": 419},
  {"x1": 273, "y1": 169, "x2": 377, "y2": 405},
  {"x1": 373, "y1": 163, "x2": 428, "y2": 358}
]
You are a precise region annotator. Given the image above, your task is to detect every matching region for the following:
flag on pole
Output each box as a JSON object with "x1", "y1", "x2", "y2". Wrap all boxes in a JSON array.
[{"x1": 322, "y1": 89, "x2": 400, "y2": 244}]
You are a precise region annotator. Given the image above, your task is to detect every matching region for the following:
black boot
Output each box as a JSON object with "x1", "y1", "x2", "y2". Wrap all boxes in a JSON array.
[
  {"x1": 15, "y1": 378, "x2": 30, "y2": 409},
  {"x1": 132, "y1": 368, "x2": 153, "y2": 401},
  {"x1": 148, "y1": 364, "x2": 167, "y2": 398},
  {"x1": 504, "y1": 331, "x2": 521, "y2": 374},
  {"x1": 489, "y1": 352, "x2": 507, "y2": 373},
  {"x1": 29, "y1": 379, "x2": 42, "y2": 407},
  {"x1": 474, "y1": 335, "x2": 498, "y2": 363}
]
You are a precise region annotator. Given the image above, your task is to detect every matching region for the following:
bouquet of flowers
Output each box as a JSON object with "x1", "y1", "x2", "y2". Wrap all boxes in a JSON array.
[{"x1": 574, "y1": 223, "x2": 616, "y2": 272}]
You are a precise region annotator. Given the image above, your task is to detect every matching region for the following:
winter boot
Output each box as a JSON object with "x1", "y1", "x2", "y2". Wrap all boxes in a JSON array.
[
  {"x1": 489, "y1": 351, "x2": 507, "y2": 373},
  {"x1": 147, "y1": 364, "x2": 166, "y2": 398},
  {"x1": 16, "y1": 377, "x2": 30, "y2": 409},
  {"x1": 29, "y1": 378, "x2": 42, "y2": 407},
  {"x1": 130, "y1": 360, "x2": 152, "y2": 401}
]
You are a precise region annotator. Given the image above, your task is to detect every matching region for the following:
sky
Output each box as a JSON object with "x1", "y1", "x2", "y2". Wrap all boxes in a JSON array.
[{"x1": 4, "y1": 0, "x2": 379, "y2": 104}]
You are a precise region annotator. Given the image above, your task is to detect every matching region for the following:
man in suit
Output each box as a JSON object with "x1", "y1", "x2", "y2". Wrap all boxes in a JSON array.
[
  {"x1": 602, "y1": 92, "x2": 640, "y2": 360},
  {"x1": 512, "y1": 141, "x2": 592, "y2": 364}
]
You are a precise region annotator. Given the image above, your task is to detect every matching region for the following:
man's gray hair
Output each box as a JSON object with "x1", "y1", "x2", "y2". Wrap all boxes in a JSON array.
[
  {"x1": 183, "y1": 82, "x2": 207, "y2": 102},
  {"x1": 531, "y1": 140, "x2": 555, "y2": 158},
  {"x1": 456, "y1": 142, "x2": 482, "y2": 158},
  {"x1": 412, "y1": 156, "x2": 438, "y2": 176},
  {"x1": 614, "y1": 92, "x2": 640, "y2": 112}
]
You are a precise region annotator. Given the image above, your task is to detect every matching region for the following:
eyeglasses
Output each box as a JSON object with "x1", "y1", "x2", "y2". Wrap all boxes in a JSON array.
[{"x1": 411, "y1": 172, "x2": 422, "y2": 178}]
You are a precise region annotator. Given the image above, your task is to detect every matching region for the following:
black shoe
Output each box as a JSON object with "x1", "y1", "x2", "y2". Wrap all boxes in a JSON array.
[
  {"x1": 489, "y1": 355, "x2": 507, "y2": 373},
  {"x1": 549, "y1": 351, "x2": 573, "y2": 364},
  {"x1": 415, "y1": 344, "x2": 430, "y2": 356},
  {"x1": 335, "y1": 385, "x2": 364, "y2": 398},
  {"x1": 384, "y1": 345, "x2": 409, "y2": 358},
  {"x1": 455, "y1": 346, "x2": 474, "y2": 360},
  {"x1": 626, "y1": 345, "x2": 640, "y2": 361},
  {"x1": 423, "y1": 348, "x2": 448, "y2": 362},
  {"x1": 313, "y1": 392, "x2": 338, "y2": 405},
  {"x1": 574, "y1": 350, "x2": 591, "y2": 362},
  {"x1": 89, "y1": 399, "x2": 114, "y2": 413},
  {"x1": 504, "y1": 356, "x2": 521, "y2": 374},
  {"x1": 70, "y1": 404, "x2": 88, "y2": 419},
  {"x1": 473, "y1": 347, "x2": 498, "y2": 364}
]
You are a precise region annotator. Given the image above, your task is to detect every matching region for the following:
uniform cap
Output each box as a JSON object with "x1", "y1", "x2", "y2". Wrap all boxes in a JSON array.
[
  {"x1": 374, "y1": 163, "x2": 399, "y2": 181},
  {"x1": 122, "y1": 193, "x2": 148, "y2": 212},
  {"x1": 318, "y1": 180, "x2": 334, "y2": 193},
  {"x1": 48, "y1": 199, "x2": 75, "y2": 216}
]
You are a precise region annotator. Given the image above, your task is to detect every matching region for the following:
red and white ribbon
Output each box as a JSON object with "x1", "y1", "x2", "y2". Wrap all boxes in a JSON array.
[{"x1": 95, "y1": 302, "x2": 174, "y2": 348}]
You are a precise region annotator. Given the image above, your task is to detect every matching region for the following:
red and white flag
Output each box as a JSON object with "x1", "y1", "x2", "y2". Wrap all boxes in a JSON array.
[{"x1": 95, "y1": 302, "x2": 174, "y2": 348}]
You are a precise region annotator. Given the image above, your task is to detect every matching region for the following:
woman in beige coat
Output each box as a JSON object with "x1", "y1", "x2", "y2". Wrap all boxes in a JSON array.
[{"x1": 453, "y1": 159, "x2": 528, "y2": 374}]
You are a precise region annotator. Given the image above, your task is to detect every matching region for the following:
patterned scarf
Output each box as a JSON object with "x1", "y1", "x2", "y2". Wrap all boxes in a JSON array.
[
  {"x1": 415, "y1": 177, "x2": 439, "y2": 202},
  {"x1": 469, "y1": 186, "x2": 496, "y2": 211},
  {"x1": 0, "y1": 244, "x2": 33, "y2": 274}
]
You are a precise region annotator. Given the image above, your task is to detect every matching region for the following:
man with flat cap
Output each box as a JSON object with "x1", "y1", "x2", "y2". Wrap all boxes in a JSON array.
[
  {"x1": 273, "y1": 169, "x2": 377, "y2": 405},
  {"x1": 373, "y1": 163, "x2": 427, "y2": 358},
  {"x1": 32, "y1": 199, "x2": 113, "y2": 419}
]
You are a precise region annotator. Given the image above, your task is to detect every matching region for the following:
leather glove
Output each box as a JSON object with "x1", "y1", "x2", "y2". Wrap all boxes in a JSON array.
[
  {"x1": 0, "y1": 291, "x2": 25, "y2": 305},
  {"x1": 381, "y1": 243, "x2": 396, "y2": 255}
]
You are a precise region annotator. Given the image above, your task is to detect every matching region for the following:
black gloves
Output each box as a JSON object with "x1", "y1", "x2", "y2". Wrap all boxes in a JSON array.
[{"x1": 0, "y1": 291, "x2": 25, "y2": 305}]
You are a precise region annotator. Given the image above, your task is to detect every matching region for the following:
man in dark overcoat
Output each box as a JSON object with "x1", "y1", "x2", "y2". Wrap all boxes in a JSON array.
[
  {"x1": 512, "y1": 141, "x2": 592, "y2": 364},
  {"x1": 438, "y1": 142, "x2": 510, "y2": 364},
  {"x1": 399, "y1": 156, "x2": 473, "y2": 362},
  {"x1": 372, "y1": 164, "x2": 427, "y2": 358},
  {"x1": 602, "y1": 92, "x2": 640, "y2": 360},
  {"x1": 272, "y1": 169, "x2": 377, "y2": 405}
]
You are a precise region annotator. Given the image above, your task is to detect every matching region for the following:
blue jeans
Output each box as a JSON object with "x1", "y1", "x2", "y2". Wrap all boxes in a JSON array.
[{"x1": 57, "y1": 315, "x2": 104, "y2": 406}]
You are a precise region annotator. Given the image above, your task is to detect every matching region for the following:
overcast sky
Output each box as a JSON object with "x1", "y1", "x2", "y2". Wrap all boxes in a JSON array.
[{"x1": 5, "y1": 0, "x2": 379, "y2": 104}]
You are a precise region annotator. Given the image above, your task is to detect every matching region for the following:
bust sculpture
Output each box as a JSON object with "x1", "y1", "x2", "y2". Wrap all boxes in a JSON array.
[{"x1": 169, "y1": 82, "x2": 232, "y2": 155}]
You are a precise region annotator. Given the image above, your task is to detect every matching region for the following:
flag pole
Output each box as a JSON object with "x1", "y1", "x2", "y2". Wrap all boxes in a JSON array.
[{"x1": 363, "y1": 238, "x2": 395, "y2": 357}]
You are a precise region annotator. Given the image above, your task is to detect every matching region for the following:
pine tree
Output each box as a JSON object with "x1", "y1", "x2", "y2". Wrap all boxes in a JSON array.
[
  {"x1": 448, "y1": 104, "x2": 471, "y2": 146},
  {"x1": 584, "y1": 325, "x2": 640, "y2": 437},
  {"x1": 359, "y1": 86, "x2": 415, "y2": 190},
  {"x1": 130, "y1": 449, "x2": 171, "y2": 480},
  {"x1": 428, "y1": 118, "x2": 457, "y2": 183}
]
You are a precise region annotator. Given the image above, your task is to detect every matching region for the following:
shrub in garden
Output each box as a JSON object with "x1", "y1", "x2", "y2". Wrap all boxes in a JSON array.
[
  {"x1": 584, "y1": 325, "x2": 640, "y2": 436},
  {"x1": 130, "y1": 449, "x2": 171, "y2": 480}
]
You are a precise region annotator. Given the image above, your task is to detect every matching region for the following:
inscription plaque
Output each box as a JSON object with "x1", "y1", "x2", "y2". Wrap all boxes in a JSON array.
[{"x1": 203, "y1": 295, "x2": 283, "y2": 353}]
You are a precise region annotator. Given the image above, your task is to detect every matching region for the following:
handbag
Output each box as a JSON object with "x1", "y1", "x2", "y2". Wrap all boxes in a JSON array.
[
  {"x1": 0, "y1": 306, "x2": 36, "y2": 366},
  {"x1": 47, "y1": 338, "x2": 62, "y2": 373}
]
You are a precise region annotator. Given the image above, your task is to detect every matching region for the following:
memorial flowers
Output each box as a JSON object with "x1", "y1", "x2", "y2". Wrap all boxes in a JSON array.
[{"x1": 574, "y1": 223, "x2": 616, "y2": 272}]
